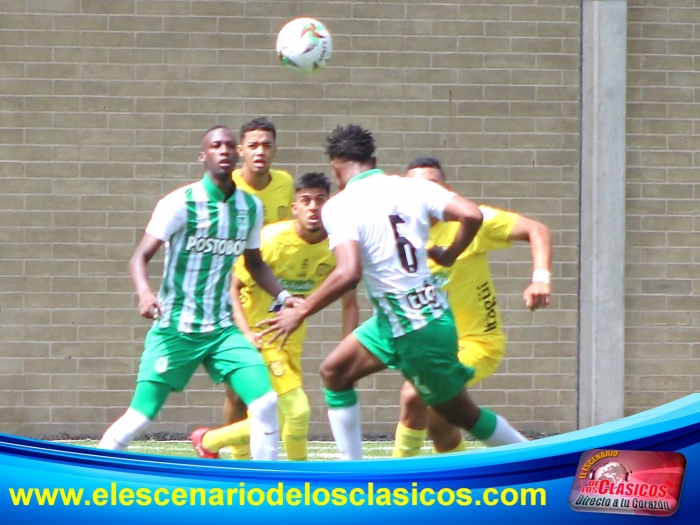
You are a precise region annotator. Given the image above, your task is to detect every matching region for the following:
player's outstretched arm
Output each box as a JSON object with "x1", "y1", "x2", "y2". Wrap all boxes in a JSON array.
[
  {"x1": 128, "y1": 233, "x2": 163, "y2": 319},
  {"x1": 430, "y1": 195, "x2": 483, "y2": 267},
  {"x1": 257, "y1": 240, "x2": 362, "y2": 346},
  {"x1": 509, "y1": 215, "x2": 553, "y2": 310},
  {"x1": 243, "y1": 248, "x2": 289, "y2": 302}
]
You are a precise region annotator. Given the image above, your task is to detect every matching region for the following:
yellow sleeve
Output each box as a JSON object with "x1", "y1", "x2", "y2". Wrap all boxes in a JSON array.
[{"x1": 467, "y1": 206, "x2": 518, "y2": 254}]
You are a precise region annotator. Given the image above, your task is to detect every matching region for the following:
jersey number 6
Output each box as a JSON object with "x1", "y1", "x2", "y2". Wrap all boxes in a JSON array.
[{"x1": 389, "y1": 214, "x2": 418, "y2": 273}]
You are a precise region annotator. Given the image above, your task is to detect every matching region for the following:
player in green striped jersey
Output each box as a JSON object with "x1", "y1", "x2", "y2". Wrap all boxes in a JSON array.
[
  {"x1": 97, "y1": 126, "x2": 296, "y2": 461},
  {"x1": 259, "y1": 124, "x2": 527, "y2": 459}
]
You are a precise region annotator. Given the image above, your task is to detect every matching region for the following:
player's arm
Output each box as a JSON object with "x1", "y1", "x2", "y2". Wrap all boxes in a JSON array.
[
  {"x1": 128, "y1": 233, "x2": 163, "y2": 319},
  {"x1": 428, "y1": 195, "x2": 483, "y2": 267},
  {"x1": 230, "y1": 275, "x2": 261, "y2": 349},
  {"x1": 241, "y1": 198, "x2": 297, "y2": 309},
  {"x1": 257, "y1": 240, "x2": 362, "y2": 345},
  {"x1": 509, "y1": 215, "x2": 553, "y2": 310},
  {"x1": 243, "y1": 248, "x2": 296, "y2": 308},
  {"x1": 340, "y1": 288, "x2": 360, "y2": 338}
]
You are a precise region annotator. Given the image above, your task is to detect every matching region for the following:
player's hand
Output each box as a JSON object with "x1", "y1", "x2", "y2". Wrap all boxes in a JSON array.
[
  {"x1": 285, "y1": 295, "x2": 305, "y2": 309},
  {"x1": 137, "y1": 291, "x2": 161, "y2": 319},
  {"x1": 523, "y1": 282, "x2": 551, "y2": 311},
  {"x1": 428, "y1": 245, "x2": 456, "y2": 267},
  {"x1": 256, "y1": 307, "x2": 305, "y2": 349},
  {"x1": 243, "y1": 330, "x2": 262, "y2": 350}
]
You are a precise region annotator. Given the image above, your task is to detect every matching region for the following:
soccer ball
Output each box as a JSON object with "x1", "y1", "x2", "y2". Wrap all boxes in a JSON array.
[{"x1": 276, "y1": 17, "x2": 332, "y2": 73}]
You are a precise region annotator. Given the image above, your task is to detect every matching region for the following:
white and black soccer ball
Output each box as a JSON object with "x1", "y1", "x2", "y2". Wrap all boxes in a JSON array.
[{"x1": 276, "y1": 17, "x2": 332, "y2": 73}]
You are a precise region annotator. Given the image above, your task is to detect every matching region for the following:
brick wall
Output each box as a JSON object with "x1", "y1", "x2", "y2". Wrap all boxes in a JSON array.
[
  {"x1": 1, "y1": 1, "x2": 691, "y2": 442},
  {"x1": 625, "y1": 1, "x2": 700, "y2": 414}
]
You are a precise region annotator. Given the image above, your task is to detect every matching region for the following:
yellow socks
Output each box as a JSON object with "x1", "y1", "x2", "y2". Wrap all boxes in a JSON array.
[
  {"x1": 202, "y1": 418, "x2": 251, "y2": 460},
  {"x1": 392, "y1": 422, "x2": 427, "y2": 458},
  {"x1": 279, "y1": 387, "x2": 310, "y2": 461}
]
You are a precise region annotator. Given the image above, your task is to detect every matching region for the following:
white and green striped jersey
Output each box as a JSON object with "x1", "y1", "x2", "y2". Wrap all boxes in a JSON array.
[
  {"x1": 322, "y1": 169, "x2": 455, "y2": 338},
  {"x1": 145, "y1": 174, "x2": 263, "y2": 334}
]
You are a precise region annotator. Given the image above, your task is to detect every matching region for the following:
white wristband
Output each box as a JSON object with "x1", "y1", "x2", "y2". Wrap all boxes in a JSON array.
[
  {"x1": 276, "y1": 290, "x2": 292, "y2": 304},
  {"x1": 532, "y1": 269, "x2": 551, "y2": 284},
  {"x1": 268, "y1": 290, "x2": 292, "y2": 313}
]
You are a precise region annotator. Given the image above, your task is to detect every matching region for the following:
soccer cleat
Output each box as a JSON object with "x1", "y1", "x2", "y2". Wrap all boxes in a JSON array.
[{"x1": 190, "y1": 427, "x2": 219, "y2": 459}]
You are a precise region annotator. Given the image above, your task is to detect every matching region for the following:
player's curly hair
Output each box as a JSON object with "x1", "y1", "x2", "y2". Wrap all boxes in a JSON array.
[
  {"x1": 240, "y1": 117, "x2": 277, "y2": 141},
  {"x1": 325, "y1": 124, "x2": 375, "y2": 162}
]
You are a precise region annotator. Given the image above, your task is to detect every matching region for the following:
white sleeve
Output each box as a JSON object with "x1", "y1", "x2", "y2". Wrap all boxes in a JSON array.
[
  {"x1": 245, "y1": 197, "x2": 264, "y2": 250},
  {"x1": 412, "y1": 178, "x2": 456, "y2": 220},
  {"x1": 322, "y1": 198, "x2": 359, "y2": 250},
  {"x1": 145, "y1": 192, "x2": 187, "y2": 241}
]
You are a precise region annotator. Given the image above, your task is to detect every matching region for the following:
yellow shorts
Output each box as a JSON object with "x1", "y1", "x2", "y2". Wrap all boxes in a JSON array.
[
  {"x1": 260, "y1": 344, "x2": 302, "y2": 396},
  {"x1": 458, "y1": 334, "x2": 506, "y2": 386}
]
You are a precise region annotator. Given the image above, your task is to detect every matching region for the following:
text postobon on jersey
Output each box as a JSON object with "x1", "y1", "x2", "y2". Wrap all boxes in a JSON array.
[{"x1": 185, "y1": 236, "x2": 246, "y2": 256}]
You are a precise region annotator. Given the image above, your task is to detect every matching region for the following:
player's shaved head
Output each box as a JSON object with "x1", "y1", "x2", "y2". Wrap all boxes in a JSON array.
[
  {"x1": 406, "y1": 157, "x2": 446, "y2": 182},
  {"x1": 201, "y1": 125, "x2": 235, "y2": 148}
]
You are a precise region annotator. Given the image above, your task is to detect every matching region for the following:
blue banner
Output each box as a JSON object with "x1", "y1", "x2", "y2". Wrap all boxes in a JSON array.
[{"x1": 2, "y1": 394, "x2": 700, "y2": 524}]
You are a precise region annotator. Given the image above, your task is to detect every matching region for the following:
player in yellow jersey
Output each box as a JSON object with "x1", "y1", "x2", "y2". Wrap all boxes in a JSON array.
[
  {"x1": 231, "y1": 116, "x2": 294, "y2": 224},
  {"x1": 392, "y1": 157, "x2": 552, "y2": 457},
  {"x1": 191, "y1": 172, "x2": 359, "y2": 460},
  {"x1": 223, "y1": 117, "x2": 296, "y2": 455}
]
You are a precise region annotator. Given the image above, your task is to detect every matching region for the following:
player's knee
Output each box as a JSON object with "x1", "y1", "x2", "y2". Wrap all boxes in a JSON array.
[
  {"x1": 319, "y1": 360, "x2": 345, "y2": 390},
  {"x1": 247, "y1": 391, "x2": 278, "y2": 421},
  {"x1": 288, "y1": 403, "x2": 311, "y2": 427},
  {"x1": 400, "y1": 381, "x2": 422, "y2": 409}
]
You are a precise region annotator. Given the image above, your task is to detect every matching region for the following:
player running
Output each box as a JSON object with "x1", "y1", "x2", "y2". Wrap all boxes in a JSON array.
[
  {"x1": 189, "y1": 172, "x2": 358, "y2": 460},
  {"x1": 97, "y1": 125, "x2": 295, "y2": 461},
  {"x1": 258, "y1": 124, "x2": 528, "y2": 460},
  {"x1": 392, "y1": 156, "x2": 552, "y2": 457}
]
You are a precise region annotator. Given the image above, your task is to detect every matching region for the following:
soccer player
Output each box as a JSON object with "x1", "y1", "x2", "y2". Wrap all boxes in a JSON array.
[
  {"x1": 223, "y1": 116, "x2": 296, "y2": 458},
  {"x1": 97, "y1": 125, "x2": 295, "y2": 461},
  {"x1": 232, "y1": 116, "x2": 294, "y2": 225},
  {"x1": 189, "y1": 172, "x2": 359, "y2": 460},
  {"x1": 258, "y1": 124, "x2": 527, "y2": 460},
  {"x1": 392, "y1": 157, "x2": 552, "y2": 457}
]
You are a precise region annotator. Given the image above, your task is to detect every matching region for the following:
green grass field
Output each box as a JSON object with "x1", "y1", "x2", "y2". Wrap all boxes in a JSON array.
[{"x1": 57, "y1": 439, "x2": 485, "y2": 460}]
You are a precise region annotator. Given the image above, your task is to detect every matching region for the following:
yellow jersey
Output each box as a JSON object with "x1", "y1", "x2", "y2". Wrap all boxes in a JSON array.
[
  {"x1": 232, "y1": 168, "x2": 294, "y2": 225},
  {"x1": 234, "y1": 220, "x2": 335, "y2": 394},
  {"x1": 427, "y1": 206, "x2": 518, "y2": 339}
]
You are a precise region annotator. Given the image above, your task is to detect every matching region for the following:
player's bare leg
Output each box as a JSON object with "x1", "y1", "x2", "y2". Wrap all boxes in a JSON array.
[
  {"x1": 432, "y1": 389, "x2": 527, "y2": 447},
  {"x1": 320, "y1": 334, "x2": 386, "y2": 460},
  {"x1": 392, "y1": 381, "x2": 430, "y2": 457},
  {"x1": 427, "y1": 409, "x2": 464, "y2": 452}
]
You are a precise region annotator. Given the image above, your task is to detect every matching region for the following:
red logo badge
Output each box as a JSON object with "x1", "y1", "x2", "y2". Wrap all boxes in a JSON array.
[{"x1": 569, "y1": 449, "x2": 685, "y2": 517}]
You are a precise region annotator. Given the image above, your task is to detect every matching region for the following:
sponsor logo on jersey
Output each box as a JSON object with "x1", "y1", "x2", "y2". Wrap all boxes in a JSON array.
[
  {"x1": 477, "y1": 281, "x2": 498, "y2": 332},
  {"x1": 278, "y1": 279, "x2": 315, "y2": 294},
  {"x1": 406, "y1": 283, "x2": 443, "y2": 310},
  {"x1": 184, "y1": 236, "x2": 246, "y2": 256}
]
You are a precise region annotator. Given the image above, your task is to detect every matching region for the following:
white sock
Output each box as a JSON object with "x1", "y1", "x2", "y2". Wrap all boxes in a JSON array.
[
  {"x1": 97, "y1": 408, "x2": 152, "y2": 450},
  {"x1": 327, "y1": 404, "x2": 363, "y2": 460},
  {"x1": 247, "y1": 392, "x2": 279, "y2": 461},
  {"x1": 482, "y1": 415, "x2": 529, "y2": 447}
]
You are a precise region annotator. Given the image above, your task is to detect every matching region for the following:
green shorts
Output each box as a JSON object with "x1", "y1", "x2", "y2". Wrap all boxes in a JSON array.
[
  {"x1": 137, "y1": 324, "x2": 269, "y2": 397},
  {"x1": 353, "y1": 312, "x2": 474, "y2": 406}
]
